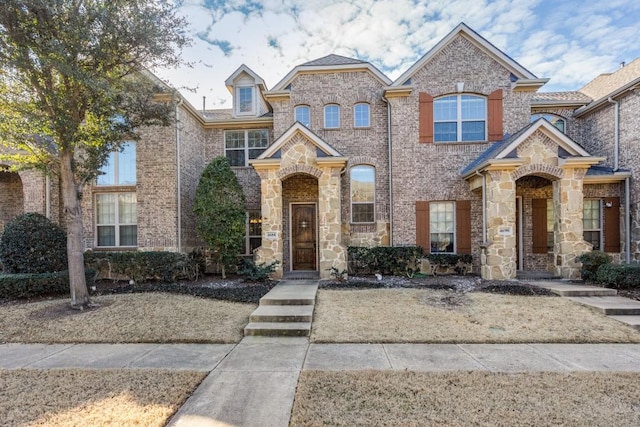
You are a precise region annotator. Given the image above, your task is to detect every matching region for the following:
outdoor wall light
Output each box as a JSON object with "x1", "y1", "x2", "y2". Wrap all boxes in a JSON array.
[{"x1": 605, "y1": 201, "x2": 613, "y2": 208}]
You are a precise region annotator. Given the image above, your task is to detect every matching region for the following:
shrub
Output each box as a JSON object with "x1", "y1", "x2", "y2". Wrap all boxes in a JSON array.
[
  {"x1": 348, "y1": 246, "x2": 424, "y2": 277},
  {"x1": 0, "y1": 269, "x2": 95, "y2": 299},
  {"x1": 425, "y1": 253, "x2": 473, "y2": 275},
  {"x1": 595, "y1": 263, "x2": 640, "y2": 289},
  {"x1": 0, "y1": 212, "x2": 68, "y2": 274},
  {"x1": 84, "y1": 251, "x2": 198, "y2": 283},
  {"x1": 239, "y1": 259, "x2": 278, "y2": 282},
  {"x1": 577, "y1": 250, "x2": 612, "y2": 282}
]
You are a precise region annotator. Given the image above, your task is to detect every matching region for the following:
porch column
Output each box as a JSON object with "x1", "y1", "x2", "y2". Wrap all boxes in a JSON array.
[
  {"x1": 482, "y1": 170, "x2": 517, "y2": 280},
  {"x1": 318, "y1": 166, "x2": 347, "y2": 279},
  {"x1": 255, "y1": 169, "x2": 284, "y2": 278},
  {"x1": 553, "y1": 168, "x2": 589, "y2": 279}
]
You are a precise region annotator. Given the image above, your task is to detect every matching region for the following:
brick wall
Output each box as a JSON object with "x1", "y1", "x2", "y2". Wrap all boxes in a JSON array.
[{"x1": 0, "y1": 171, "x2": 24, "y2": 232}]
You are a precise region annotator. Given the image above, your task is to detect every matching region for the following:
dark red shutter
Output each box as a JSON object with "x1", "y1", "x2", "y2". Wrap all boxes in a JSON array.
[
  {"x1": 456, "y1": 200, "x2": 471, "y2": 254},
  {"x1": 532, "y1": 199, "x2": 548, "y2": 254},
  {"x1": 488, "y1": 89, "x2": 503, "y2": 141},
  {"x1": 416, "y1": 201, "x2": 430, "y2": 253},
  {"x1": 419, "y1": 92, "x2": 433, "y2": 143},
  {"x1": 603, "y1": 197, "x2": 621, "y2": 253}
]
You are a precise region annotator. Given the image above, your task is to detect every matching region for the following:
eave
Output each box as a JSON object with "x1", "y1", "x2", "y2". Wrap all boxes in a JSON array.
[{"x1": 511, "y1": 78, "x2": 550, "y2": 92}]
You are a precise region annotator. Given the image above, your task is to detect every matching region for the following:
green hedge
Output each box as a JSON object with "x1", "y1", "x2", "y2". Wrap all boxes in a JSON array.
[
  {"x1": 348, "y1": 246, "x2": 424, "y2": 277},
  {"x1": 577, "y1": 250, "x2": 612, "y2": 282},
  {"x1": 595, "y1": 263, "x2": 640, "y2": 289},
  {"x1": 0, "y1": 270, "x2": 95, "y2": 299},
  {"x1": 84, "y1": 251, "x2": 199, "y2": 283}
]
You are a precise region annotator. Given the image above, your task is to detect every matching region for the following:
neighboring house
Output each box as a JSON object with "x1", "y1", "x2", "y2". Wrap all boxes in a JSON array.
[{"x1": 2, "y1": 23, "x2": 639, "y2": 280}]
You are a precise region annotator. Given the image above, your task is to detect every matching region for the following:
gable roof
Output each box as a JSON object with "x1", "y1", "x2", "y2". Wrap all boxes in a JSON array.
[
  {"x1": 391, "y1": 23, "x2": 547, "y2": 89},
  {"x1": 531, "y1": 91, "x2": 592, "y2": 107},
  {"x1": 224, "y1": 64, "x2": 267, "y2": 93},
  {"x1": 256, "y1": 122, "x2": 343, "y2": 160},
  {"x1": 579, "y1": 57, "x2": 640, "y2": 100},
  {"x1": 301, "y1": 54, "x2": 368, "y2": 67}
]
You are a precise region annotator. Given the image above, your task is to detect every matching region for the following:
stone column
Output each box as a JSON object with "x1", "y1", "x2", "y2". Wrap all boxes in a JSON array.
[
  {"x1": 255, "y1": 169, "x2": 284, "y2": 278},
  {"x1": 482, "y1": 170, "x2": 517, "y2": 280},
  {"x1": 553, "y1": 168, "x2": 589, "y2": 279},
  {"x1": 318, "y1": 166, "x2": 347, "y2": 279}
]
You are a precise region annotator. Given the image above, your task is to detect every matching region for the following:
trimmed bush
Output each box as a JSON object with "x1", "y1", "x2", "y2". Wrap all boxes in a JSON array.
[
  {"x1": 239, "y1": 259, "x2": 278, "y2": 282},
  {"x1": 577, "y1": 250, "x2": 612, "y2": 282},
  {"x1": 425, "y1": 253, "x2": 474, "y2": 275},
  {"x1": 0, "y1": 269, "x2": 95, "y2": 299},
  {"x1": 595, "y1": 263, "x2": 640, "y2": 289},
  {"x1": 0, "y1": 212, "x2": 67, "y2": 273},
  {"x1": 84, "y1": 251, "x2": 198, "y2": 283},
  {"x1": 348, "y1": 246, "x2": 424, "y2": 277}
]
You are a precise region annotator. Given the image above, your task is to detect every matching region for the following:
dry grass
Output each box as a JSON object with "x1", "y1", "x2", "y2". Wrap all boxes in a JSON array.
[
  {"x1": 311, "y1": 289, "x2": 640, "y2": 343},
  {"x1": 0, "y1": 369, "x2": 205, "y2": 427},
  {"x1": 291, "y1": 370, "x2": 640, "y2": 426},
  {"x1": 0, "y1": 293, "x2": 255, "y2": 343}
]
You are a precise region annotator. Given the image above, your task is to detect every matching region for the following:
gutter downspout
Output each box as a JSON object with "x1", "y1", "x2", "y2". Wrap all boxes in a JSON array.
[
  {"x1": 475, "y1": 170, "x2": 486, "y2": 243},
  {"x1": 176, "y1": 98, "x2": 184, "y2": 252},
  {"x1": 45, "y1": 173, "x2": 51, "y2": 219},
  {"x1": 626, "y1": 176, "x2": 631, "y2": 263},
  {"x1": 382, "y1": 96, "x2": 393, "y2": 246},
  {"x1": 607, "y1": 97, "x2": 619, "y2": 171}
]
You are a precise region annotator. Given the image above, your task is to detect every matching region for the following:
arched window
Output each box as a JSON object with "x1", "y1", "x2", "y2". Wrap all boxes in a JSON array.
[
  {"x1": 531, "y1": 113, "x2": 566, "y2": 133},
  {"x1": 434, "y1": 94, "x2": 486, "y2": 142},
  {"x1": 324, "y1": 104, "x2": 340, "y2": 128},
  {"x1": 294, "y1": 105, "x2": 310, "y2": 127},
  {"x1": 350, "y1": 165, "x2": 375, "y2": 223},
  {"x1": 354, "y1": 103, "x2": 370, "y2": 127}
]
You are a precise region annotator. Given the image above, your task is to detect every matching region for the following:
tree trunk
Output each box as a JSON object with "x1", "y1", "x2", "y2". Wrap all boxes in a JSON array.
[{"x1": 61, "y1": 151, "x2": 90, "y2": 308}]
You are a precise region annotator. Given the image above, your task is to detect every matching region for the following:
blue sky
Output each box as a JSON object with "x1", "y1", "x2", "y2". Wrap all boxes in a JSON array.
[{"x1": 155, "y1": 0, "x2": 640, "y2": 109}]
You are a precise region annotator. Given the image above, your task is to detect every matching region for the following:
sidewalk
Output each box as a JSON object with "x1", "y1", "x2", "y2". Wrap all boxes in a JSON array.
[{"x1": 3, "y1": 340, "x2": 640, "y2": 426}]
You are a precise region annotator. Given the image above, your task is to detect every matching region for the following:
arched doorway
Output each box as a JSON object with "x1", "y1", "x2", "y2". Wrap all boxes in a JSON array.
[{"x1": 0, "y1": 170, "x2": 24, "y2": 232}]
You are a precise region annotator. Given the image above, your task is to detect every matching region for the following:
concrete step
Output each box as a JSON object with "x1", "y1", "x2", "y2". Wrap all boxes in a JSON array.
[
  {"x1": 567, "y1": 296, "x2": 640, "y2": 315},
  {"x1": 259, "y1": 281, "x2": 318, "y2": 306},
  {"x1": 528, "y1": 281, "x2": 617, "y2": 297},
  {"x1": 244, "y1": 322, "x2": 311, "y2": 337},
  {"x1": 249, "y1": 305, "x2": 314, "y2": 322},
  {"x1": 608, "y1": 315, "x2": 640, "y2": 331}
]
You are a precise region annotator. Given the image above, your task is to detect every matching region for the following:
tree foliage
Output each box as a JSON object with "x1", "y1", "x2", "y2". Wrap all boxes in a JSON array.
[
  {"x1": 0, "y1": 0, "x2": 189, "y2": 307},
  {"x1": 194, "y1": 157, "x2": 246, "y2": 278}
]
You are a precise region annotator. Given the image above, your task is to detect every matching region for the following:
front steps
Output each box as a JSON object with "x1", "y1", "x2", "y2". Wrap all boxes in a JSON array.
[{"x1": 244, "y1": 280, "x2": 319, "y2": 337}]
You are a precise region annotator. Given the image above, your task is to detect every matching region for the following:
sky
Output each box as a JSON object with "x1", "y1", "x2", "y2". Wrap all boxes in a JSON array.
[{"x1": 154, "y1": 0, "x2": 640, "y2": 110}]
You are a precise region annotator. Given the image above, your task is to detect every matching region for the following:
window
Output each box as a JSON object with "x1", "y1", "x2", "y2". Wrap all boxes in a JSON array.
[
  {"x1": 237, "y1": 87, "x2": 254, "y2": 114},
  {"x1": 430, "y1": 201, "x2": 454, "y2": 253},
  {"x1": 531, "y1": 113, "x2": 566, "y2": 133},
  {"x1": 246, "y1": 211, "x2": 262, "y2": 255},
  {"x1": 97, "y1": 142, "x2": 136, "y2": 185},
  {"x1": 354, "y1": 103, "x2": 370, "y2": 127},
  {"x1": 294, "y1": 105, "x2": 310, "y2": 127},
  {"x1": 434, "y1": 95, "x2": 486, "y2": 142},
  {"x1": 350, "y1": 165, "x2": 374, "y2": 223},
  {"x1": 96, "y1": 193, "x2": 137, "y2": 247},
  {"x1": 324, "y1": 104, "x2": 340, "y2": 128},
  {"x1": 583, "y1": 199, "x2": 601, "y2": 250},
  {"x1": 546, "y1": 199, "x2": 555, "y2": 251},
  {"x1": 225, "y1": 129, "x2": 269, "y2": 166}
]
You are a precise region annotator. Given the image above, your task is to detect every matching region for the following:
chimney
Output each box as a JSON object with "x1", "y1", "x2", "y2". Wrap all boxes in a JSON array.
[{"x1": 620, "y1": 61, "x2": 626, "y2": 68}]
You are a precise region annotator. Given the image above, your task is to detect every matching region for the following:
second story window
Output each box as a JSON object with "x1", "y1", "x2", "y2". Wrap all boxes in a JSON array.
[
  {"x1": 237, "y1": 86, "x2": 254, "y2": 114},
  {"x1": 434, "y1": 94, "x2": 486, "y2": 142},
  {"x1": 531, "y1": 113, "x2": 566, "y2": 133},
  {"x1": 354, "y1": 103, "x2": 370, "y2": 128},
  {"x1": 295, "y1": 105, "x2": 310, "y2": 127},
  {"x1": 97, "y1": 142, "x2": 136, "y2": 186},
  {"x1": 225, "y1": 129, "x2": 269, "y2": 167},
  {"x1": 324, "y1": 104, "x2": 340, "y2": 129}
]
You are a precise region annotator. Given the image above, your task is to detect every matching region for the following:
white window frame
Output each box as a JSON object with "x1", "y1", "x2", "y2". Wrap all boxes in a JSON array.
[
  {"x1": 531, "y1": 113, "x2": 566, "y2": 133},
  {"x1": 434, "y1": 94, "x2": 487, "y2": 142},
  {"x1": 583, "y1": 199, "x2": 602, "y2": 250},
  {"x1": 324, "y1": 104, "x2": 340, "y2": 129},
  {"x1": 430, "y1": 201, "x2": 456, "y2": 253},
  {"x1": 354, "y1": 103, "x2": 370, "y2": 128},
  {"x1": 236, "y1": 86, "x2": 254, "y2": 115},
  {"x1": 96, "y1": 141, "x2": 136, "y2": 186},
  {"x1": 350, "y1": 165, "x2": 375, "y2": 223},
  {"x1": 294, "y1": 105, "x2": 310, "y2": 127},
  {"x1": 245, "y1": 210, "x2": 262, "y2": 255},
  {"x1": 224, "y1": 129, "x2": 269, "y2": 167},
  {"x1": 95, "y1": 192, "x2": 137, "y2": 247}
]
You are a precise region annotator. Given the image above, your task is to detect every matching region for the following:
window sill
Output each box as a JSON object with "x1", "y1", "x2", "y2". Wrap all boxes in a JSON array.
[
  {"x1": 92, "y1": 246, "x2": 138, "y2": 252},
  {"x1": 93, "y1": 185, "x2": 137, "y2": 192},
  {"x1": 433, "y1": 140, "x2": 489, "y2": 145}
]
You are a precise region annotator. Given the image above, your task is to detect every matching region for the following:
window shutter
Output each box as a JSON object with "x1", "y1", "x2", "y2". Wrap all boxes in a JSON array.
[
  {"x1": 603, "y1": 197, "x2": 621, "y2": 253},
  {"x1": 416, "y1": 201, "x2": 430, "y2": 253},
  {"x1": 532, "y1": 198, "x2": 548, "y2": 254},
  {"x1": 488, "y1": 89, "x2": 503, "y2": 141},
  {"x1": 456, "y1": 200, "x2": 472, "y2": 254},
  {"x1": 419, "y1": 92, "x2": 433, "y2": 143}
]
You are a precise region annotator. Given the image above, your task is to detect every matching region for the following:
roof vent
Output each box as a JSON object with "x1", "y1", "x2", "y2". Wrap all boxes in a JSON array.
[{"x1": 620, "y1": 61, "x2": 626, "y2": 68}]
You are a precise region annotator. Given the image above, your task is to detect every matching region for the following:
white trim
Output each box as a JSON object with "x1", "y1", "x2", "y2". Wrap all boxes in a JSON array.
[
  {"x1": 583, "y1": 199, "x2": 603, "y2": 251},
  {"x1": 235, "y1": 86, "x2": 255, "y2": 116},
  {"x1": 225, "y1": 64, "x2": 266, "y2": 92},
  {"x1": 350, "y1": 165, "x2": 376, "y2": 224},
  {"x1": 434, "y1": 94, "x2": 487, "y2": 142},
  {"x1": 323, "y1": 104, "x2": 340, "y2": 128},
  {"x1": 224, "y1": 129, "x2": 270, "y2": 167},
  {"x1": 353, "y1": 102, "x2": 371, "y2": 128},
  {"x1": 95, "y1": 192, "x2": 137, "y2": 248},
  {"x1": 288, "y1": 202, "x2": 318, "y2": 272},
  {"x1": 257, "y1": 122, "x2": 343, "y2": 159},
  {"x1": 294, "y1": 105, "x2": 311, "y2": 127},
  {"x1": 516, "y1": 196, "x2": 523, "y2": 271},
  {"x1": 429, "y1": 201, "x2": 456, "y2": 254}
]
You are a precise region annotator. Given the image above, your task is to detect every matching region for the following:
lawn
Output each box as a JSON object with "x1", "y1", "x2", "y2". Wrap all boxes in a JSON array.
[
  {"x1": 0, "y1": 369, "x2": 206, "y2": 427},
  {"x1": 311, "y1": 288, "x2": 640, "y2": 343},
  {"x1": 0, "y1": 293, "x2": 255, "y2": 343}
]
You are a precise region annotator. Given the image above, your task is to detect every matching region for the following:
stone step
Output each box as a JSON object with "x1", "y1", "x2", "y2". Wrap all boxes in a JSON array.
[
  {"x1": 567, "y1": 296, "x2": 640, "y2": 315},
  {"x1": 244, "y1": 322, "x2": 311, "y2": 337},
  {"x1": 608, "y1": 315, "x2": 640, "y2": 331},
  {"x1": 528, "y1": 281, "x2": 617, "y2": 297},
  {"x1": 249, "y1": 305, "x2": 314, "y2": 323}
]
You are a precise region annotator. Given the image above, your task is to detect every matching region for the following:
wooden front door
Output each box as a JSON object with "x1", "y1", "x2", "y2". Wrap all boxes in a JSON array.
[{"x1": 291, "y1": 204, "x2": 316, "y2": 270}]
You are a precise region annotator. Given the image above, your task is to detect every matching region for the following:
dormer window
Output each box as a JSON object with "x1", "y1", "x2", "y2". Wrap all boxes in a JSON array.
[{"x1": 237, "y1": 86, "x2": 254, "y2": 115}]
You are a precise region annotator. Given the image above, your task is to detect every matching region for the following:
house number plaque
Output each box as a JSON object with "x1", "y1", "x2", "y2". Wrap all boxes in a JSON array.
[
  {"x1": 265, "y1": 231, "x2": 278, "y2": 240},
  {"x1": 497, "y1": 226, "x2": 513, "y2": 236}
]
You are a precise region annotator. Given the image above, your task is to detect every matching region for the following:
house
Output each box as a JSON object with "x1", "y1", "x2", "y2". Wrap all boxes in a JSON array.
[{"x1": 1, "y1": 23, "x2": 639, "y2": 280}]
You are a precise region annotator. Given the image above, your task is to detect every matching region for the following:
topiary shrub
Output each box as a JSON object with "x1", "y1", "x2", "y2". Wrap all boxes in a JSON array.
[
  {"x1": 84, "y1": 251, "x2": 199, "y2": 283},
  {"x1": 577, "y1": 250, "x2": 611, "y2": 282},
  {"x1": 0, "y1": 212, "x2": 68, "y2": 274}
]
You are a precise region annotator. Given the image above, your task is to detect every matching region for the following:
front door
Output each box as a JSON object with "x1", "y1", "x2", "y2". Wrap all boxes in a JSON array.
[{"x1": 291, "y1": 204, "x2": 316, "y2": 270}]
